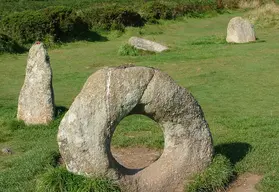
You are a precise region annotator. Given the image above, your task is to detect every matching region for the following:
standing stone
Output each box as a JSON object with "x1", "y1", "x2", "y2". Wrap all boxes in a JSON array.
[
  {"x1": 128, "y1": 36, "x2": 169, "y2": 52},
  {"x1": 58, "y1": 66, "x2": 213, "y2": 192},
  {"x1": 226, "y1": 17, "x2": 256, "y2": 43},
  {"x1": 17, "y1": 42, "x2": 54, "y2": 125}
]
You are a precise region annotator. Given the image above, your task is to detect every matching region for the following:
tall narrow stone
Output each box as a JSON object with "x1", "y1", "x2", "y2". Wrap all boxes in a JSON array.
[{"x1": 17, "y1": 42, "x2": 54, "y2": 125}]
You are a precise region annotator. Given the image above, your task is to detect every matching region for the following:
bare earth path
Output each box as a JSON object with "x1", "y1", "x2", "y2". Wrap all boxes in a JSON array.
[
  {"x1": 227, "y1": 173, "x2": 262, "y2": 192},
  {"x1": 111, "y1": 147, "x2": 262, "y2": 192},
  {"x1": 111, "y1": 147, "x2": 162, "y2": 169},
  {"x1": 112, "y1": 147, "x2": 184, "y2": 192}
]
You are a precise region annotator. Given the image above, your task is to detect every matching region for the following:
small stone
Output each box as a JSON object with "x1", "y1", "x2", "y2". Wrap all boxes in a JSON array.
[
  {"x1": 1, "y1": 148, "x2": 12, "y2": 155},
  {"x1": 226, "y1": 17, "x2": 256, "y2": 43},
  {"x1": 17, "y1": 42, "x2": 55, "y2": 125},
  {"x1": 128, "y1": 36, "x2": 168, "y2": 53}
]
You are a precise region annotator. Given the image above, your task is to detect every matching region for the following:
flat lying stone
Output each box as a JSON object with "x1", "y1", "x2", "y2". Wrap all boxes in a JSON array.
[
  {"x1": 58, "y1": 66, "x2": 213, "y2": 192},
  {"x1": 128, "y1": 37, "x2": 168, "y2": 52},
  {"x1": 226, "y1": 17, "x2": 256, "y2": 43}
]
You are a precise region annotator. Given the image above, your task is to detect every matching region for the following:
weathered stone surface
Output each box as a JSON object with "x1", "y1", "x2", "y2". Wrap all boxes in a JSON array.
[
  {"x1": 1, "y1": 148, "x2": 12, "y2": 155},
  {"x1": 17, "y1": 42, "x2": 54, "y2": 125},
  {"x1": 226, "y1": 17, "x2": 256, "y2": 43},
  {"x1": 57, "y1": 66, "x2": 213, "y2": 192},
  {"x1": 128, "y1": 37, "x2": 168, "y2": 52}
]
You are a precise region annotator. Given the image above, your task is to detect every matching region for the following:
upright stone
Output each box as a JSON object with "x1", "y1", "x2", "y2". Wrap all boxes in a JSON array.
[
  {"x1": 226, "y1": 17, "x2": 256, "y2": 43},
  {"x1": 17, "y1": 42, "x2": 54, "y2": 125}
]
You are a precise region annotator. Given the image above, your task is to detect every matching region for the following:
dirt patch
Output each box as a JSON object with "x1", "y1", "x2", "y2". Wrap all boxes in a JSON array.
[
  {"x1": 111, "y1": 147, "x2": 162, "y2": 169},
  {"x1": 227, "y1": 173, "x2": 262, "y2": 192},
  {"x1": 112, "y1": 147, "x2": 185, "y2": 192}
]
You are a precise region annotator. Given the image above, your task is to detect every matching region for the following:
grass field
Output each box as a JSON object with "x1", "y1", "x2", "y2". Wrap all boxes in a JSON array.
[{"x1": 1, "y1": 10, "x2": 279, "y2": 191}]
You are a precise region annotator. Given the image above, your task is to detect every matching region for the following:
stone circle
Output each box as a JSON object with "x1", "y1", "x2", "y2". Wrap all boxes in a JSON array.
[
  {"x1": 128, "y1": 36, "x2": 169, "y2": 53},
  {"x1": 57, "y1": 66, "x2": 213, "y2": 192},
  {"x1": 17, "y1": 42, "x2": 55, "y2": 125},
  {"x1": 226, "y1": 17, "x2": 256, "y2": 43}
]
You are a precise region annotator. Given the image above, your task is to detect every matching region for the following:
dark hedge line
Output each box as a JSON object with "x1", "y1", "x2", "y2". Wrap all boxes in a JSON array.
[
  {"x1": 0, "y1": 33, "x2": 26, "y2": 54},
  {"x1": 81, "y1": 6, "x2": 145, "y2": 31},
  {"x1": 0, "y1": 1, "x2": 221, "y2": 54},
  {"x1": 0, "y1": 6, "x2": 88, "y2": 44}
]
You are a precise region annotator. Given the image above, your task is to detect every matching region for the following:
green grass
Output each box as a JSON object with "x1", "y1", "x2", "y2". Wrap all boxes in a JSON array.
[
  {"x1": 1, "y1": 11, "x2": 279, "y2": 191},
  {"x1": 117, "y1": 43, "x2": 155, "y2": 56},
  {"x1": 117, "y1": 44, "x2": 139, "y2": 56},
  {"x1": 186, "y1": 155, "x2": 234, "y2": 192},
  {"x1": 36, "y1": 167, "x2": 120, "y2": 192},
  {"x1": 112, "y1": 115, "x2": 163, "y2": 148},
  {"x1": 0, "y1": 120, "x2": 60, "y2": 191}
]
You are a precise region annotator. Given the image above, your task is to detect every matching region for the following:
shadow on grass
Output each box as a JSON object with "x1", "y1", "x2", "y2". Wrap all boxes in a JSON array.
[
  {"x1": 228, "y1": 39, "x2": 266, "y2": 45},
  {"x1": 55, "y1": 106, "x2": 68, "y2": 118},
  {"x1": 214, "y1": 142, "x2": 252, "y2": 165},
  {"x1": 61, "y1": 31, "x2": 108, "y2": 43},
  {"x1": 0, "y1": 33, "x2": 28, "y2": 54},
  {"x1": 73, "y1": 31, "x2": 108, "y2": 42}
]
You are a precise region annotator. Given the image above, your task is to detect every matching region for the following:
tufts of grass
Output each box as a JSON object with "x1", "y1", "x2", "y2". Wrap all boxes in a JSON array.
[
  {"x1": 118, "y1": 43, "x2": 156, "y2": 56},
  {"x1": 7, "y1": 120, "x2": 26, "y2": 131},
  {"x1": 257, "y1": 168, "x2": 279, "y2": 192},
  {"x1": 0, "y1": 116, "x2": 67, "y2": 191},
  {"x1": 185, "y1": 155, "x2": 234, "y2": 192},
  {"x1": 246, "y1": 2, "x2": 279, "y2": 28},
  {"x1": 36, "y1": 167, "x2": 121, "y2": 192},
  {"x1": 190, "y1": 35, "x2": 226, "y2": 45},
  {"x1": 118, "y1": 44, "x2": 139, "y2": 56},
  {"x1": 0, "y1": 147, "x2": 61, "y2": 191},
  {"x1": 0, "y1": 129, "x2": 12, "y2": 143}
]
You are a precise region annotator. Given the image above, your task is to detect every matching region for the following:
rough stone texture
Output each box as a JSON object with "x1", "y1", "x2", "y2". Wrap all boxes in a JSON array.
[
  {"x1": 226, "y1": 17, "x2": 256, "y2": 43},
  {"x1": 57, "y1": 66, "x2": 213, "y2": 192},
  {"x1": 17, "y1": 42, "x2": 54, "y2": 125},
  {"x1": 128, "y1": 37, "x2": 168, "y2": 52}
]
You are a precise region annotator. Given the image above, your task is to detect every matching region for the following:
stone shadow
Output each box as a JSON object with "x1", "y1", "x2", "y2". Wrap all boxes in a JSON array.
[
  {"x1": 62, "y1": 31, "x2": 108, "y2": 43},
  {"x1": 55, "y1": 106, "x2": 68, "y2": 118},
  {"x1": 214, "y1": 142, "x2": 252, "y2": 165},
  {"x1": 74, "y1": 31, "x2": 108, "y2": 42}
]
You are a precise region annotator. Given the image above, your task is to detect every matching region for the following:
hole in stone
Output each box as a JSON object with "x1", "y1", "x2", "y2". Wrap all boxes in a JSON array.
[{"x1": 111, "y1": 114, "x2": 164, "y2": 170}]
